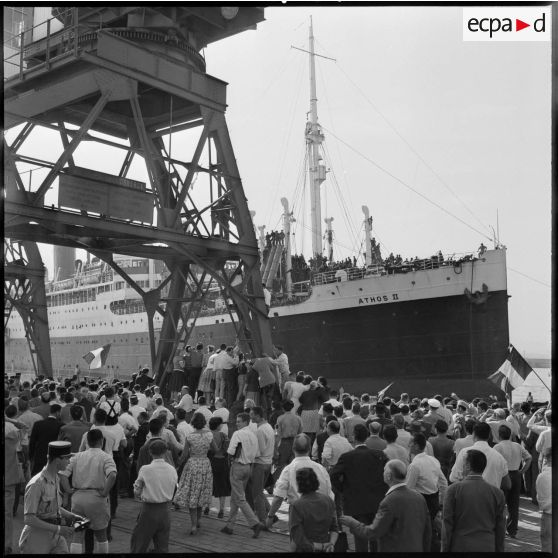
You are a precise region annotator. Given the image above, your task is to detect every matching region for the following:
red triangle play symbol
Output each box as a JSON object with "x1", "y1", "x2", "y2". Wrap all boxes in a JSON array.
[{"x1": 516, "y1": 19, "x2": 530, "y2": 31}]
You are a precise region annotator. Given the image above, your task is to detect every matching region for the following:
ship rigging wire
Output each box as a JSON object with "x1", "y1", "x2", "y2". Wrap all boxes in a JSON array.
[
  {"x1": 321, "y1": 125, "x2": 493, "y2": 243},
  {"x1": 329, "y1": 54, "x2": 492, "y2": 236},
  {"x1": 508, "y1": 267, "x2": 551, "y2": 289}
]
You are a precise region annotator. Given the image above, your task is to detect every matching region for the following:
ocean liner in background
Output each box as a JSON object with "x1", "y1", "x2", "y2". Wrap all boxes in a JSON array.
[{"x1": 5, "y1": 20, "x2": 510, "y2": 398}]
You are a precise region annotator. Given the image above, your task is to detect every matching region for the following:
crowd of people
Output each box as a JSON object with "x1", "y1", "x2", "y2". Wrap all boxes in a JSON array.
[{"x1": 4, "y1": 349, "x2": 552, "y2": 554}]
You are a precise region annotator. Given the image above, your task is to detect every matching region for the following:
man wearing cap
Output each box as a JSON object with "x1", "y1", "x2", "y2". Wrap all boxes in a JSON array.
[
  {"x1": 58, "y1": 430, "x2": 117, "y2": 553},
  {"x1": 29, "y1": 404, "x2": 64, "y2": 476},
  {"x1": 423, "y1": 398, "x2": 444, "y2": 437},
  {"x1": 19, "y1": 441, "x2": 86, "y2": 554}
]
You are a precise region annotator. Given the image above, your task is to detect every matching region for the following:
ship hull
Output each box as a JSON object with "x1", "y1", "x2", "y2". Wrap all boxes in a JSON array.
[
  {"x1": 6, "y1": 290, "x2": 509, "y2": 399},
  {"x1": 190, "y1": 289, "x2": 509, "y2": 399},
  {"x1": 5, "y1": 250, "x2": 510, "y2": 398}
]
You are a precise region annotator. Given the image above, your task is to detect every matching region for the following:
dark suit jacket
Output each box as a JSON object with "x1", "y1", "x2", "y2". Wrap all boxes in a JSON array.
[
  {"x1": 347, "y1": 485, "x2": 432, "y2": 552},
  {"x1": 442, "y1": 475, "x2": 506, "y2": 552},
  {"x1": 137, "y1": 437, "x2": 175, "y2": 470},
  {"x1": 330, "y1": 445, "x2": 388, "y2": 516},
  {"x1": 29, "y1": 416, "x2": 63, "y2": 474}
]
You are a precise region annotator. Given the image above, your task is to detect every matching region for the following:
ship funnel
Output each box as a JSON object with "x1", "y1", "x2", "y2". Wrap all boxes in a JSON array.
[{"x1": 54, "y1": 246, "x2": 76, "y2": 281}]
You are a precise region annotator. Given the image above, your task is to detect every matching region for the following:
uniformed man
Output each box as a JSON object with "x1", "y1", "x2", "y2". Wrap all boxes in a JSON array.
[
  {"x1": 59, "y1": 429, "x2": 117, "y2": 554},
  {"x1": 19, "y1": 441, "x2": 86, "y2": 554}
]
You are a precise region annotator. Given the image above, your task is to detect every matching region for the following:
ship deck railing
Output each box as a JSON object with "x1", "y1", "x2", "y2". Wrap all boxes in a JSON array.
[
  {"x1": 46, "y1": 269, "x2": 113, "y2": 292},
  {"x1": 311, "y1": 254, "x2": 478, "y2": 285}
]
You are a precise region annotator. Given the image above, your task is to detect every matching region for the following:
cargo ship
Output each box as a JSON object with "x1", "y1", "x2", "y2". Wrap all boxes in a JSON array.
[{"x1": 5, "y1": 21, "x2": 510, "y2": 398}]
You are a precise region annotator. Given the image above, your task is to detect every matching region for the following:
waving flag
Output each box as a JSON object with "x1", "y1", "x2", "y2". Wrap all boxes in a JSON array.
[
  {"x1": 83, "y1": 344, "x2": 111, "y2": 369},
  {"x1": 488, "y1": 345, "x2": 533, "y2": 395},
  {"x1": 378, "y1": 382, "x2": 394, "y2": 401}
]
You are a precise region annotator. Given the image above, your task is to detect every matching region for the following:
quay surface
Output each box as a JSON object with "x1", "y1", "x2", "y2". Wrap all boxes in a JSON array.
[{"x1": 9, "y1": 492, "x2": 546, "y2": 553}]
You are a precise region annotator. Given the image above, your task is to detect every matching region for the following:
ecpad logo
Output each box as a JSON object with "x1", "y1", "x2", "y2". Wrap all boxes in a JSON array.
[{"x1": 463, "y1": 8, "x2": 550, "y2": 41}]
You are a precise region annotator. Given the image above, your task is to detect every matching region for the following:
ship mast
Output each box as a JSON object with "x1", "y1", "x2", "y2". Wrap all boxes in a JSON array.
[
  {"x1": 362, "y1": 205, "x2": 372, "y2": 266},
  {"x1": 324, "y1": 217, "x2": 334, "y2": 262},
  {"x1": 306, "y1": 17, "x2": 327, "y2": 260}
]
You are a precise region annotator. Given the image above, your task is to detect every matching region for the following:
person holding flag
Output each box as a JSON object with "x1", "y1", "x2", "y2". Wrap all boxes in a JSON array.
[
  {"x1": 82, "y1": 344, "x2": 112, "y2": 370},
  {"x1": 487, "y1": 345, "x2": 533, "y2": 401},
  {"x1": 377, "y1": 382, "x2": 393, "y2": 402}
]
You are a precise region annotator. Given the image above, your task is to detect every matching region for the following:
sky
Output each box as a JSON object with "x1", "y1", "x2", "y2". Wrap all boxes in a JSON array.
[{"x1": 10, "y1": 5, "x2": 551, "y2": 358}]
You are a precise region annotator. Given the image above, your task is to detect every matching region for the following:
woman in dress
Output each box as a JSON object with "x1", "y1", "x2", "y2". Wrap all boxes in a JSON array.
[
  {"x1": 236, "y1": 353, "x2": 248, "y2": 402},
  {"x1": 243, "y1": 361, "x2": 260, "y2": 406},
  {"x1": 289, "y1": 467, "x2": 339, "y2": 552},
  {"x1": 173, "y1": 412, "x2": 216, "y2": 535},
  {"x1": 197, "y1": 345, "x2": 216, "y2": 405},
  {"x1": 206, "y1": 417, "x2": 230, "y2": 518},
  {"x1": 298, "y1": 380, "x2": 326, "y2": 445},
  {"x1": 117, "y1": 397, "x2": 138, "y2": 497}
]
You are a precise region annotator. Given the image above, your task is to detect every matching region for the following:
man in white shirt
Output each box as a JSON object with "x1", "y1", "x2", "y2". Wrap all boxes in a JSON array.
[
  {"x1": 267, "y1": 346, "x2": 290, "y2": 391},
  {"x1": 98, "y1": 387, "x2": 121, "y2": 424},
  {"x1": 493, "y1": 424, "x2": 531, "y2": 538},
  {"x1": 221, "y1": 413, "x2": 264, "y2": 537},
  {"x1": 194, "y1": 396, "x2": 213, "y2": 423},
  {"x1": 249, "y1": 407, "x2": 276, "y2": 523},
  {"x1": 212, "y1": 398, "x2": 230, "y2": 437},
  {"x1": 531, "y1": 409, "x2": 551, "y2": 469},
  {"x1": 79, "y1": 408, "x2": 124, "y2": 454},
  {"x1": 406, "y1": 433, "x2": 447, "y2": 525},
  {"x1": 131, "y1": 440, "x2": 178, "y2": 553},
  {"x1": 449, "y1": 422, "x2": 509, "y2": 489},
  {"x1": 392, "y1": 414, "x2": 412, "y2": 449},
  {"x1": 132, "y1": 385, "x2": 149, "y2": 410},
  {"x1": 453, "y1": 418, "x2": 476, "y2": 457},
  {"x1": 321, "y1": 420, "x2": 352, "y2": 470},
  {"x1": 383, "y1": 425, "x2": 410, "y2": 465},
  {"x1": 129, "y1": 395, "x2": 147, "y2": 420},
  {"x1": 282, "y1": 372, "x2": 309, "y2": 413},
  {"x1": 213, "y1": 345, "x2": 229, "y2": 400},
  {"x1": 151, "y1": 398, "x2": 173, "y2": 423},
  {"x1": 319, "y1": 389, "x2": 343, "y2": 416},
  {"x1": 174, "y1": 386, "x2": 194, "y2": 415},
  {"x1": 265, "y1": 434, "x2": 334, "y2": 530},
  {"x1": 174, "y1": 408, "x2": 193, "y2": 446}
]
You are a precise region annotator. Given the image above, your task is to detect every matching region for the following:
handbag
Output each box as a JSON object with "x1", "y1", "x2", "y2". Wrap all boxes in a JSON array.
[{"x1": 333, "y1": 531, "x2": 348, "y2": 553}]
